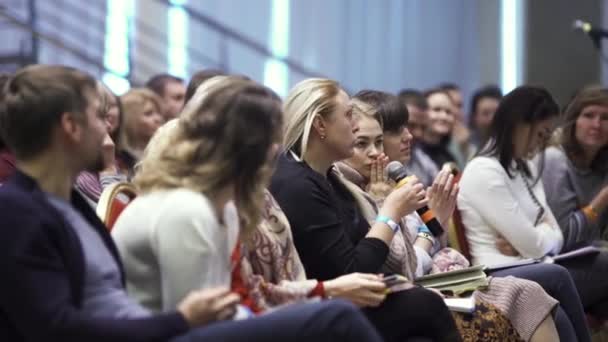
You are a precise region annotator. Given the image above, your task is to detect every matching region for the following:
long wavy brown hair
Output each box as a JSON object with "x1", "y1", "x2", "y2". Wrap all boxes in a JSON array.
[{"x1": 134, "y1": 76, "x2": 283, "y2": 235}]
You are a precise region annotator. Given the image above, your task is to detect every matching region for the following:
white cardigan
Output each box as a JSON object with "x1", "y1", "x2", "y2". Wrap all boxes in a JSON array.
[
  {"x1": 112, "y1": 188, "x2": 239, "y2": 312},
  {"x1": 457, "y1": 156, "x2": 563, "y2": 266}
]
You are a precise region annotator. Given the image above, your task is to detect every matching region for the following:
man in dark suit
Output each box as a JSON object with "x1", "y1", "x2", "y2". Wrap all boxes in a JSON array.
[{"x1": 0, "y1": 65, "x2": 382, "y2": 342}]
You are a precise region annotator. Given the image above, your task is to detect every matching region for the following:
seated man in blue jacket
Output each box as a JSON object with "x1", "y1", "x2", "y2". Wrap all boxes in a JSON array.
[{"x1": 0, "y1": 64, "x2": 383, "y2": 342}]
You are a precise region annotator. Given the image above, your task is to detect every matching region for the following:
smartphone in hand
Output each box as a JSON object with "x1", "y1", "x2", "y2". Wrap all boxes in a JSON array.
[{"x1": 382, "y1": 274, "x2": 413, "y2": 293}]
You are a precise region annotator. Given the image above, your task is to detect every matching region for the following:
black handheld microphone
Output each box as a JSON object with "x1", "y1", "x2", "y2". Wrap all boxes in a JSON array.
[
  {"x1": 573, "y1": 19, "x2": 608, "y2": 48},
  {"x1": 573, "y1": 20, "x2": 608, "y2": 38},
  {"x1": 385, "y1": 161, "x2": 444, "y2": 237}
]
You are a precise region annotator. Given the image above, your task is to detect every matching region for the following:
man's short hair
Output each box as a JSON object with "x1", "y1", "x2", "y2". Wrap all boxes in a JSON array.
[
  {"x1": 185, "y1": 69, "x2": 227, "y2": 103},
  {"x1": 145, "y1": 73, "x2": 184, "y2": 98},
  {"x1": 398, "y1": 89, "x2": 428, "y2": 111},
  {"x1": 438, "y1": 82, "x2": 460, "y2": 92},
  {"x1": 0, "y1": 65, "x2": 97, "y2": 160}
]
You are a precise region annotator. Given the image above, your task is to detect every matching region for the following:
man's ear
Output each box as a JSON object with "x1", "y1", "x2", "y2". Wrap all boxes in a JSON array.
[
  {"x1": 59, "y1": 112, "x2": 83, "y2": 143},
  {"x1": 312, "y1": 115, "x2": 327, "y2": 139}
]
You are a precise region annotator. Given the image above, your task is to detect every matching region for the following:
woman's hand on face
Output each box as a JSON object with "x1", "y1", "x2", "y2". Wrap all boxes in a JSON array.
[
  {"x1": 366, "y1": 154, "x2": 393, "y2": 199},
  {"x1": 323, "y1": 273, "x2": 388, "y2": 307},
  {"x1": 427, "y1": 168, "x2": 459, "y2": 227}
]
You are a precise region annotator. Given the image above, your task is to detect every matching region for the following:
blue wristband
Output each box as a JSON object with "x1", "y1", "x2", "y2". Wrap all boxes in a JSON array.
[
  {"x1": 417, "y1": 224, "x2": 431, "y2": 235},
  {"x1": 376, "y1": 215, "x2": 400, "y2": 233}
]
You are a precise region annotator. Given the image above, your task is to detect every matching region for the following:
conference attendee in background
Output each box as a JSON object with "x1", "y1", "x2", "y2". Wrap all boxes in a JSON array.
[
  {"x1": 146, "y1": 73, "x2": 186, "y2": 119},
  {"x1": 75, "y1": 82, "x2": 126, "y2": 206},
  {"x1": 438, "y1": 83, "x2": 474, "y2": 168},
  {"x1": 543, "y1": 85, "x2": 608, "y2": 250},
  {"x1": 185, "y1": 69, "x2": 228, "y2": 103},
  {"x1": 439, "y1": 83, "x2": 465, "y2": 123},
  {"x1": 270, "y1": 78, "x2": 462, "y2": 342},
  {"x1": 117, "y1": 88, "x2": 164, "y2": 177},
  {"x1": 468, "y1": 85, "x2": 502, "y2": 149},
  {"x1": 104, "y1": 82, "x2": 123, "y2": 144},
  {"x1": 340, "y1": 90, "x2": 563, "y2": 342},
  {"x1": 458, "y1": 85, "x2": 608, "y2": 329},
  {"x1": 397, "y1": 89, "x2": 439, "y2": 186},
  {"x1": 0, "y1": 64, "x2": 384, "y2": 342},
  {"x1": 419, "y1": 89, "x2": 460, "y2": 170},
  {"x1": 0, "y1": 73, "x2": 15, "y2": 185}
]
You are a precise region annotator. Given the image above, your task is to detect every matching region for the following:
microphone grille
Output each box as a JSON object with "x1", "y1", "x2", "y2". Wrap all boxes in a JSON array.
[
  {"x1": 573, "y1": 19, "x2": 591, "y2": 33},
  {"x1": 386, "y1": 161, "x2": 405, "y2": 181}
]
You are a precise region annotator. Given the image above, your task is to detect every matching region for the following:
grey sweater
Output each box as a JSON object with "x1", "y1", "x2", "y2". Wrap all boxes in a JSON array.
[{"x1": 542, "y1": 146, "x2": 608, "y2": 251}]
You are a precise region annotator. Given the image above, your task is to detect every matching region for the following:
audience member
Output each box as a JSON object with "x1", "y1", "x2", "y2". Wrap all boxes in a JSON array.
[
  {"x1": 438, "y1": 83, "x2": 474, "y2": 167},
  {"x1": 542, "y1": 85, "x2": 608, "y2": 250},
  {"x1": 75, "y1": 82, "x2": 126, "y2": 206},
  {"x1": 398, "y1": 89, "x2": 438, "y2": 186},
  {"x1": 419, "y1": 89, "x2": 459, "y2": 169},
  {"x1": 458, "y1": 85, "x2": 608, "y2": 323},
  {"x1": 117, "y1": 88, "x2": 164, "y2": 177},
  {"x1": 438, "y1": 83, "x2": 465, "y2": 123},
  {"x1": 468, "y1": 85, "x2": 502, "y2": 149},
  {"x1": 185, "y1": 69, "x2": 227, "y2": 103},
  {"x1": 146, "y1": 73, "x2": 186, "y2": 119}
]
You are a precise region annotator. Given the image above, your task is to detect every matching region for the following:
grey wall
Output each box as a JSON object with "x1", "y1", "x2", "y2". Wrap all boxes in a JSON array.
[
  {"x1": 524, "y1": 0, "x2": 602, "y2": 106},
  {"x1": 180, "y1": 0, "x2": 504, "y2": 110}
]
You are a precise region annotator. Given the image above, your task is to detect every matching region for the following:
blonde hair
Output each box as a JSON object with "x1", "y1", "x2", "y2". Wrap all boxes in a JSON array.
[
  {"x1": 119, "y1": 88, "x2": 164, "y2": 154},
  {"x1": 134, "y1": 77, "x2": 283, "y2": 235},
  {"x1": 282, "y1": 78, "x2": 341, "y2": 159}
]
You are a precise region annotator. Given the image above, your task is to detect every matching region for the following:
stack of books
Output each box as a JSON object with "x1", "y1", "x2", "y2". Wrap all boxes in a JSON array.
[{"x1": 415, "y1": 265, "x2": 488, "y2": 313}]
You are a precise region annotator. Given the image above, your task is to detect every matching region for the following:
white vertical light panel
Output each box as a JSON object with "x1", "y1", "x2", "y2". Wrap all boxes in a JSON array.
[
  {"x1": 263, "y1": 0, "x2": 289, "y2": 97},
  {"x1": 168, "y1": 0, "x2": 188, "y2": 78},
  {"x1": 500, "y1": 0, "x2": 525, "y2": 94},
  {"x1": 103, "y1": 0, "x2": 134, "y2": 95}
]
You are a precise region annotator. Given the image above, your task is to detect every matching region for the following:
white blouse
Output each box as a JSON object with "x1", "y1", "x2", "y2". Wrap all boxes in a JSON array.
[
  {"x1": 112, "y1": 188, "x2": 239, "y2": 312},
  {"x1": 457, "y1": 156, "x2": 563, "y2": 266}
]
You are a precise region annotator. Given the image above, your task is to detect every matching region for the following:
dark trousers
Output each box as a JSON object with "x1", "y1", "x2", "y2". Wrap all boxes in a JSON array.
[
  {"x1": 559, "y1": 249, "x2": 608, "y2": 319},
  {"x1": 364, "y1": 286, "x2": 462, "y2": 342},
  {"x1": 490, "y1": 263, "x2": 591, "y2": 342},
  {"x1": 171, "y1": 300, "x2": 383, "y2": 342}
]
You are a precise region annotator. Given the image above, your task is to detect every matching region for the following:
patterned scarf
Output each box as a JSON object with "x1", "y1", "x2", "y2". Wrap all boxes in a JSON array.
[{"x1": 334, "y1": 162, "x2": 418, "y2": 281}]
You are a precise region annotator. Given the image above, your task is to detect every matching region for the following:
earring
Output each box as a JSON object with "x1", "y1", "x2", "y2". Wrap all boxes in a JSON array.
[{"x1": 320, "y1": 134, "x2": 326, "y2": 140}]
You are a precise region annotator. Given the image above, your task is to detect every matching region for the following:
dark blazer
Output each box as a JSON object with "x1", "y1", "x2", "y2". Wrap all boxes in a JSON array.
[{"x1": 0, "y1": 170, "x2": 188, "y2": 342}]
